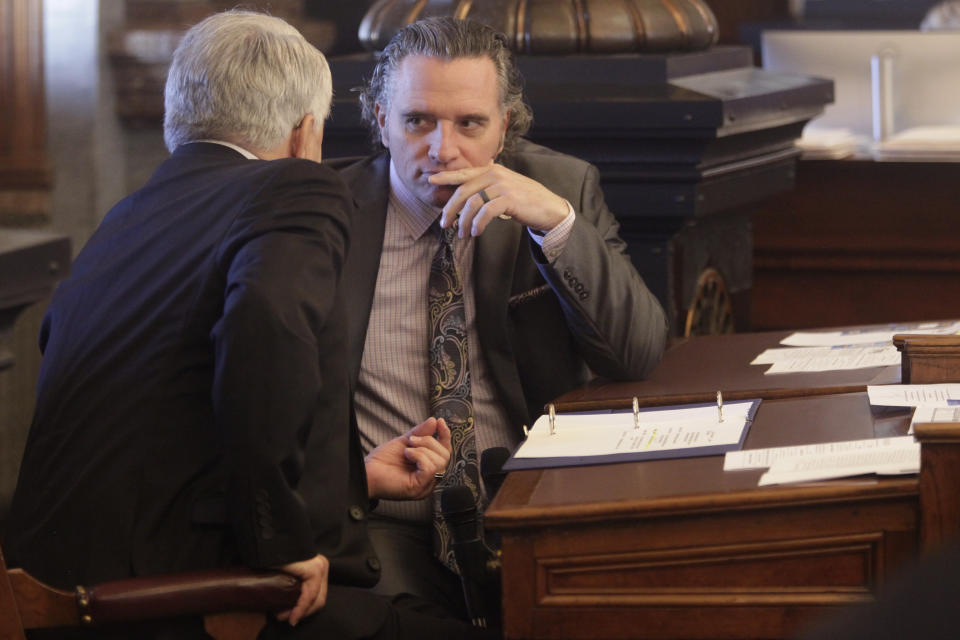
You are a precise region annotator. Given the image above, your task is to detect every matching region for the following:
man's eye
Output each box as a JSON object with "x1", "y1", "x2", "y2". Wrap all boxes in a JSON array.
[
  {"x1": 459, "y1": 120, "x2": 482, "y2": 131},
  {"x1": 405, "y1": 116, "x2": 428, "y2": 128}
]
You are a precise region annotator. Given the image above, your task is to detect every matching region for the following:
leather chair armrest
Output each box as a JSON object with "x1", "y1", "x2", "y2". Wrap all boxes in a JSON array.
[{"x1": 80, "y1": 568, "x2": 300, "y2": 625}]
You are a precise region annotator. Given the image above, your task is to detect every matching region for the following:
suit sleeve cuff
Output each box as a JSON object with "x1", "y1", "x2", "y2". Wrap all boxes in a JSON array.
[{"x1": 528, "y1": 200, "x2": 575, "y2": 262}]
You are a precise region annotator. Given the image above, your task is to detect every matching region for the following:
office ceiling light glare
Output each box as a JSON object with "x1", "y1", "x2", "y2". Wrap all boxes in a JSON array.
[{"x1": 359, "y1": 0, "x2": 719, "y2": 54}]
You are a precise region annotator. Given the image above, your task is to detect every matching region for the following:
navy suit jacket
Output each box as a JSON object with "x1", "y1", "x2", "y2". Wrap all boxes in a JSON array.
[{"x1": 5, "y1": 143, "x2": 380, "y2": 592}]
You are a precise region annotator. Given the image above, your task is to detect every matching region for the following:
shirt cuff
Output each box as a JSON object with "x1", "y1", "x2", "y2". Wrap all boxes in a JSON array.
[{"x1": 528, "y1": 200, "x2": 575, "y2": 262}]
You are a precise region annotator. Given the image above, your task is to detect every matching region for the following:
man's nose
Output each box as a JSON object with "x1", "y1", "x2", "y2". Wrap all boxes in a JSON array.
[{"x1": 427, "y1": 121, "x2": 459, "y2": 164}]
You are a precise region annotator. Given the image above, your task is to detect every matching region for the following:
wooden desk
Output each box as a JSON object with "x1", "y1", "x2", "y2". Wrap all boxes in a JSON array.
[
  {"x1": 553, "y1": 329, "x2": 899, "y2": 412},
  {"x1": 486, "y1": 332, "x2": 960, "y2": 639}
]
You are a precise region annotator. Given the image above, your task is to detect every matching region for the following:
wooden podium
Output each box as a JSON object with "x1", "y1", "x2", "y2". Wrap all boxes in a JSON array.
[{"x1": 486, "y1": 329, "x2": 960, "y2": 639}]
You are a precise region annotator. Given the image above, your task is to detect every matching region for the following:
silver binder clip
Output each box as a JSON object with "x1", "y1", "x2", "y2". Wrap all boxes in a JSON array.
[
  {"x1": 716, "y1": 391, "x2": 724, "y2": 423},
  {"x1": 548, "y1": 403, "x2": 557, "y2": 436},
  {"x1": 633, "y1": 396, "x2": 640, "y2": 430},
  {"x1": 522, "y1": 424, "x2": 529, "y2": 437}
]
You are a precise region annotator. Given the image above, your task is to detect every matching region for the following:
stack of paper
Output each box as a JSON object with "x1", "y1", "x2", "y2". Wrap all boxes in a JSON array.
[
  {"x1": 724, "y1": 436, "x2": 919, "y2": 486},
  {"x1": 912, "y1": 406, "x2": 960, "y2": 428},
  {"x1": 874, "y1": 126, "x2": 960, "y2": 162},
  {"x1": 504, "y1": 400, "x2": 760, "y2": 471},
  {"x1": 796, "y1": 128, "x2": 869, "y2": 160},
  {"x1": 867, "y1": 384, "x2": 960, "y2": 408},
  {"x1": 867, "y1": 384, "x2": 960, "y2": 433},
  {"x1": 751, "y1": 345, "x2": 899, "y2": 374},
  {"x1": 750, "y1": 320, "x2": 960, "y2": 375},
  {"x1": 781, "y1": 320, "x2": 960, "y2": 348}
]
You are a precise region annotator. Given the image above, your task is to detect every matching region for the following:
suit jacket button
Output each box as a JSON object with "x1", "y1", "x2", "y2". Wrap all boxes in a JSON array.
[
  {"x1": 367, "y1": 556, "x2": 381, "y2": 572},
  {"x1": 348, "y1": 505, "x2": 365, "y2": 521}
]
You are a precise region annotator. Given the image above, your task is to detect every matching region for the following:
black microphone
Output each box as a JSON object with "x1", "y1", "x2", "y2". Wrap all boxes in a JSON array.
[
  {"x1": 481, "y1": 446, "x2": 510, "y2": 502},
  {"x1": 441, "y1": 485, "x2": 489, "y2": 628}
]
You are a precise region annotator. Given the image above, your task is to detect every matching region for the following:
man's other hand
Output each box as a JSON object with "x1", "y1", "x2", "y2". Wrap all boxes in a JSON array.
[
  {"x1": 276, "y1": 553, "x2": 329, "y2": 626},
  {"x1": 365, "y1": 416, "x2": 452, "y2": 500}
]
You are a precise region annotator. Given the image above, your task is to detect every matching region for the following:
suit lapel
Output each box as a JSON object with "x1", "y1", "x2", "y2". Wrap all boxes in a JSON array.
[
  {"x1": 339, "y1": 154, "x2": 390, "y2": 388},
  {"x1": 473, "y1": 218, "x2": 529, "y2": 427}
]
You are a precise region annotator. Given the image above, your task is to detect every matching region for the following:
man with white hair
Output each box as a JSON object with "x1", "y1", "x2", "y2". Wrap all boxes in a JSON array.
[{"x1": 5, "y1": 11, "x2": 487, "y2": 639}]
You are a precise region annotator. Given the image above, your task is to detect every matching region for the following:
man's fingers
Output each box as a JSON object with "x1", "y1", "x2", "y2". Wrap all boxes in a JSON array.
[
  {"x1": 441, "y1": 181, "x2": 489, "y2": 229},
  {"x1": 288, "y1": 578, "x2": 320, "y2": 626},
  {"x1": 407, "y1": 439, "x2": 451, "y2": 475},
  {"x1": 428, "y1": 165, "x2": 490, "y2": 185},
  {"x1": 409, "y1": 416, "x2": 439, "y2": 437},
  {"x1": 276, "y1": 554, "x2": 329, "y2": 626},
  {"x1": 435, "y1": 417, "x2": 452, "y2": 449},
  {"x1": 315, "y1": 568, "x2": 328, "y2": 614},
  {"x1": 404, "y1": 446, "x2": 446, "y2": 479}
]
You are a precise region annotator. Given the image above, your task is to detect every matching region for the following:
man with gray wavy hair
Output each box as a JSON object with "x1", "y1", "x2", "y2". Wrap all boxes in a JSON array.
[{"x1": 6, "y1": 10, "x2": 489, "y2": 640}]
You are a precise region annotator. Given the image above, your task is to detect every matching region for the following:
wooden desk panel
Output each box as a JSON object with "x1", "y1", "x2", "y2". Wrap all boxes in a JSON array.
[
  {"x1": 488, "y1": 393, "x2": 919, "y2": 639},
  {"x1": 752, "y1": 160, "x2": 960, "y2": 330}
]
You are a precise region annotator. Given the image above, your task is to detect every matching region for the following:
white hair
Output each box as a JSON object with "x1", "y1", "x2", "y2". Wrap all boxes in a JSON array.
[
  {"x1": 163, "y1": 10, "x2": 332, "y2": 152},
  {"x1": 922, "y1": 2, "x2": 960, "y2": 30}
]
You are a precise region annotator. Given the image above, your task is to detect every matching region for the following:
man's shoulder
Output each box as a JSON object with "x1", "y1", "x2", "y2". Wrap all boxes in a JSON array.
[
  {"x1": 500, "y1": 139, "x2": 591, "y2": 178},
  {"x1": 324, "y1": 152, "x2": 389, "y2": 186}
]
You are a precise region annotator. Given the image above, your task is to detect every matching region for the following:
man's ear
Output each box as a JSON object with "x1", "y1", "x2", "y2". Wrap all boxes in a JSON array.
[
  {"x1": 497, "y1": 111, "x2": 510, "y2": 155},
  {"x1": 375, "y1": 103, "x2": 389, "y2": 148},
  {"x1": 290, "y1": 114, "x2": 323, "y2": 162}
]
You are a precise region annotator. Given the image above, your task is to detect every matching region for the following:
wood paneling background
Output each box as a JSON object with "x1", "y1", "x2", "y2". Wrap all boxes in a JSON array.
[
  {"x1": 0, "y1": 0, "x2": 49, "y2": 223},
  {"x1": 752, "y1": 159, "x2": 960, "y2": 330}
]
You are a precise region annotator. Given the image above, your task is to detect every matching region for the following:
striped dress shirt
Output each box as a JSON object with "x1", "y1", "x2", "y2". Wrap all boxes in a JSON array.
[{"x1": 355, "y1": 159, "x2": 573, "y2": 522}]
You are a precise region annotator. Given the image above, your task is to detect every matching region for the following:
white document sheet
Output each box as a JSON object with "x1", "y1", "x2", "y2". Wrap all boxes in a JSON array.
[
  {"x1": 504, "y1": 400, "x2": 758, "y2": 470},
  {"x1": 781, "y1": 321, "x2": 960, "y2": 347},
  {"x1": 724, "y1": 436, "x2": 916, "y2": 471},
  {"x1": 867, "y1": 384, "x2": 960, "y2": 407},
  {"x1": 751, "y1": 345, "x2": 900, "y2": 374},
  {"x1": 758, "y1": 441, "x2": 919, "y2": 486},
  {"x1": 910, "y1": 406, "x2": 960, "y2": 434}
]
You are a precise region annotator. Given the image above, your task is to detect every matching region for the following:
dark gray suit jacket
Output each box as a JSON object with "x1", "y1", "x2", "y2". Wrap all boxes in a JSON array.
[{"x1": 331, "y1": 140, "x2": 668, "y2": 431}]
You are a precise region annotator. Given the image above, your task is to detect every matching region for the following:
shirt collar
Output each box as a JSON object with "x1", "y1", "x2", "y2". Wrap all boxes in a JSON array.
[
  {"x1": 388, "y1": 158, "x2": 441, "y2": 241},
  {"x1": 192, "y1": 139, "x2": 259, "y2": 160}
]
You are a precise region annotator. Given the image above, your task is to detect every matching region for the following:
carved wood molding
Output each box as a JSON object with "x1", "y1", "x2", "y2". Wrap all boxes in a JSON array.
[
  {"x1": 0, "y1": 0, "x2": 49, "y2": 191},
  {"x1": 894, "y1": 334, "x2": 960, "y2": 385},
  {"x1": 537, "y1": 533, "x2": 880, "y2": 606}
]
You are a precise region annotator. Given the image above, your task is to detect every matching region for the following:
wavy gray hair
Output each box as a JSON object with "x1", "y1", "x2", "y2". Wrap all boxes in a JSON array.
[
  {"x1": 163, "y1": 10, "x2": 332, "y2": 153},
  {"x1": 359, "y1": 17, "x2": 532, "y2": 151}
]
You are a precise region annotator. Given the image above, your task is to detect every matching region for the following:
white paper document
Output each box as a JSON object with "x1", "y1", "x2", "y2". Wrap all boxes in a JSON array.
[
  {"x1": 724, "y1": 436, "x2": 916, "y2": 471},
  {"x1": 867, "y1": 384, "x2": 960, "y2": 407},
  {"x1": 758, "y1": 441, "x2": 919, "y2": 486},
  {"x1": 910, "y1": 406, "x2": 960, "y2": 433},
  {"x1": 751, "y1": 345, "x2": 900, "y2": 374},
  {"x1": 781, "y1": 321, "x2": 960, "y2": 348},
  {"x1": 504, "y1": 400, "x2": 759, "y2": 471}
]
